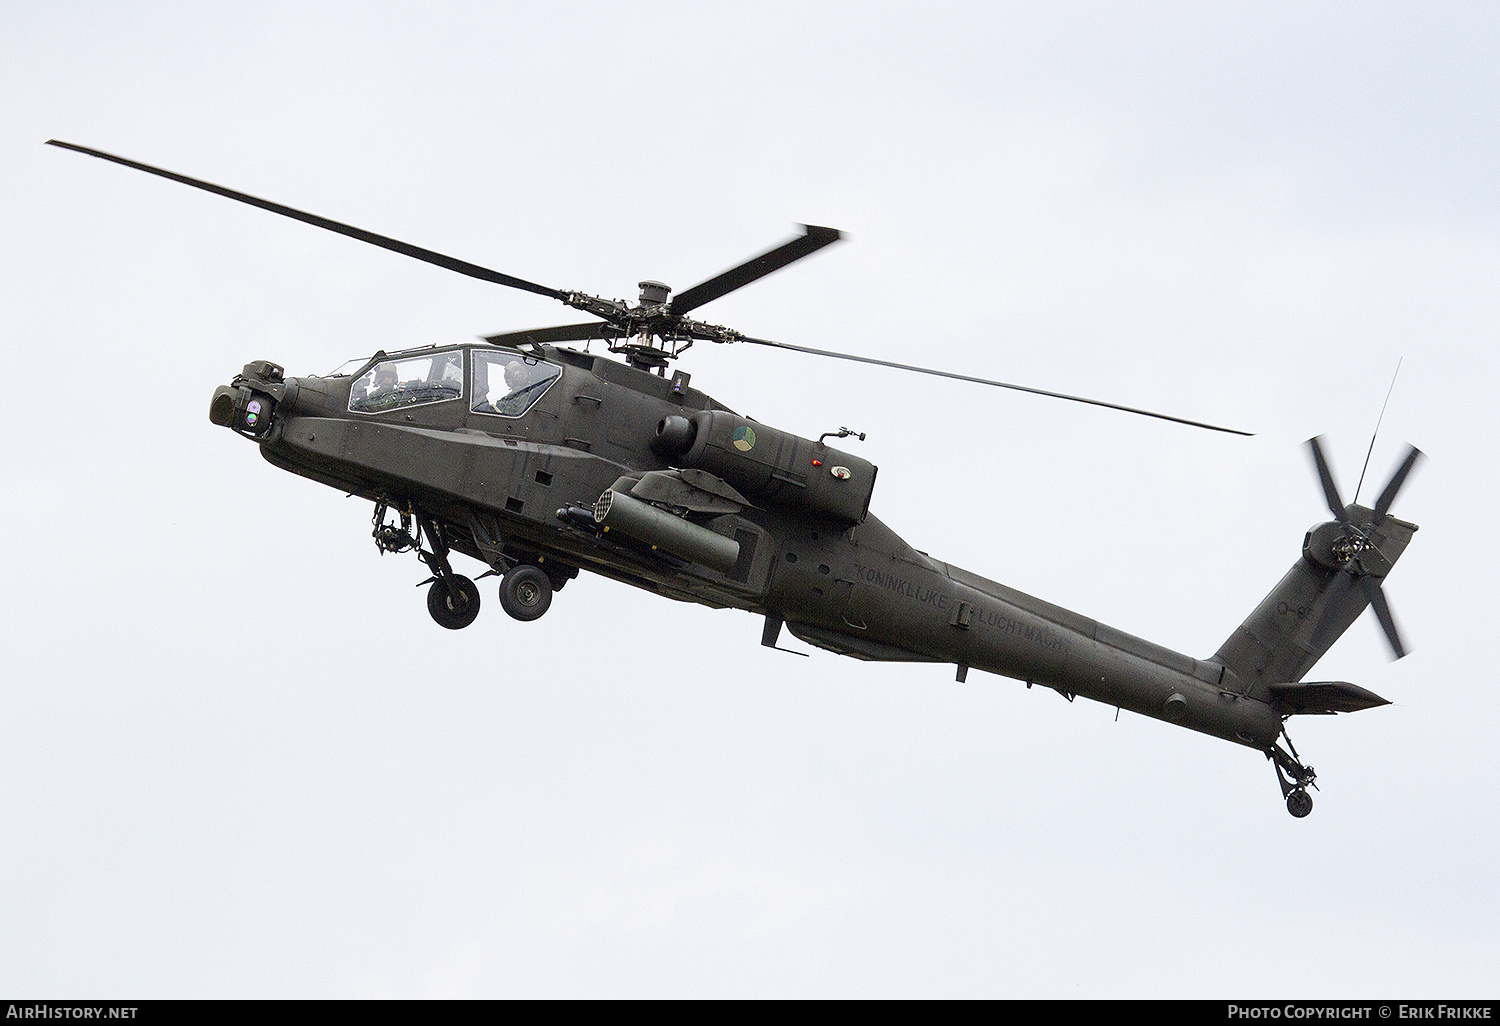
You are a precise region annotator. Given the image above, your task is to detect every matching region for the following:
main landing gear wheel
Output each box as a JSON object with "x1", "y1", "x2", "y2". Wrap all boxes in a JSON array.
[
  {"x1": 499, "y1": 564, "x2": 552, "y2": 621},
  {"x1": 1286, "y1": 789, "x2": 1314, "y2": 818},
  {"x1": 427, "y1": 574, "x2": 480, "y2": 630}
]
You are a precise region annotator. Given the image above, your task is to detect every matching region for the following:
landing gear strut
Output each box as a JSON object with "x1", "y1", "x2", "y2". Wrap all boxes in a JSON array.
[
  {"x1": 374, "y1": 500, "x2": 481, "y2": 630},
  {"x1": 1269, "y1": 725, "x2": 1317, "y2": 818}
]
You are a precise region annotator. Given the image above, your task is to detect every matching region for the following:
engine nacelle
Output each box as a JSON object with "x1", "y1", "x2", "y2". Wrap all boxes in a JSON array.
[{"x1": 665, "y1": 410, "x2": 877, "y2": 524}]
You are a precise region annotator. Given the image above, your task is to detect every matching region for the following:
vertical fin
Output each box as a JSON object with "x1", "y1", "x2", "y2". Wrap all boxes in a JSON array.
[{"x1": 1214, "y1": 516, "x2": 1416, "y2": 691}]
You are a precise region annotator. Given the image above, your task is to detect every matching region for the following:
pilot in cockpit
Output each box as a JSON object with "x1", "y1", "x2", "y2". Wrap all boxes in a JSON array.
[
  {"x1": 504, "y1": 360, "x2": 531, "y2": 393},
  {"x1": 486, "y1": 360, "x2": 535, "y2": 415},
  {"x1": 372, "y1": 364, "x2": 401, "y2": 396}
]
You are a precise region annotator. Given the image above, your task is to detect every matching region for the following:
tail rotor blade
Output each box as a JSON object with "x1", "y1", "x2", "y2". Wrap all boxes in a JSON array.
[
  {"x1": 1308, "y1": 568, "x2": 1358, "y2": 655},
  {"x1": 1307, "y1": 436, "x2": 1348, "y2": 522},
  {"x1": 1362, "y1": 577, "x2": 1409, "y2": 659},
  {"x1": 1372, "y1": 445, "x2": 1424, "y2": 522}
]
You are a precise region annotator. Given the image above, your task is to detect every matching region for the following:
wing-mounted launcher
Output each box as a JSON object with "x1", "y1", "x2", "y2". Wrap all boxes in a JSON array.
[
  {"x1": 654, "y1": 411, "x2": 877, "y2": 524},
  {"x1": 593, "y1": 482, "x2": 742, "y2": 574},
  {"x1": 554, "y1": 468, "x2": 754, "y2": 574}
]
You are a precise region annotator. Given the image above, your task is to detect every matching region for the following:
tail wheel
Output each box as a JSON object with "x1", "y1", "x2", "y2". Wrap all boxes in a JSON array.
[
  {"x1": 499, "y1": 564, "x2": 553, "y2": 621},
  {"x1": 427, "y1": 575, "x2": 480, "y2": 630},
  {"x1": 1270, "y1": 730, "x2": 1319, "y2": 817}
]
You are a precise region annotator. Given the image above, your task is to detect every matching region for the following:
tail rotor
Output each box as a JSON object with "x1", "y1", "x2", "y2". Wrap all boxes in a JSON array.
[
  {"x1": 1303, "y1": 435, "x2": 1423, "y2": 660},
  {"x1": 1220, "y1": 435, "x2": 1423, "y2": 816}
]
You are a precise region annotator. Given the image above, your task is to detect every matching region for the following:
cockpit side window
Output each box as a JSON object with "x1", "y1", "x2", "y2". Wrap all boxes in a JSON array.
[
  {"x1": 349, "y1": 351, "x2": 464, "y2": 414},
  {"x1": 470, "y1": 351, "x2": 561, "y2": 419}
]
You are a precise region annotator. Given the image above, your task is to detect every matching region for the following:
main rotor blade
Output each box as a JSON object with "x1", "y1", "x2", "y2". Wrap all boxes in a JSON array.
[
  {"x1": 1307, "y1": 435, "x2": 1348, "y2": 522},
  {"x1": 738, "y1": 336, "x2": 1253, "y2": 435},
  {"x1": 482, "y1": 322, "x2": 622, "y2": 346},
  {"x1": 1371, "y1": 445, "x2": 1424, "y2": 522},
  {"x1": 668, "y1": 225, "x2": 843, "y2": 316},
  {"x1": 1361, "y1": 577, "x2": 1408, "y2": 659},
  {"x1": 47, "y1": 140, "x2": 568, "y2": 302}
]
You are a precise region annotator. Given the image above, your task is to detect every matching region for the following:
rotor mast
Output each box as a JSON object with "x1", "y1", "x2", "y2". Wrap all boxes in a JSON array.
[{"x1": 554, "y1": 280, "x2": 755, "y2": 373}]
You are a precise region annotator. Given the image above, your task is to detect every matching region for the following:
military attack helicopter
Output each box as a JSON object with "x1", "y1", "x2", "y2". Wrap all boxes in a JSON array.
[{"x1": 50, "y1": 139, "x2": 1421, "y2": 817}]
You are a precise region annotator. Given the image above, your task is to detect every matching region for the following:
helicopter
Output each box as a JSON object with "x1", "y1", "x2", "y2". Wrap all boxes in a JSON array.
[{"x1": 48, "y1": 139, "x2": 1422, "y2": 818}]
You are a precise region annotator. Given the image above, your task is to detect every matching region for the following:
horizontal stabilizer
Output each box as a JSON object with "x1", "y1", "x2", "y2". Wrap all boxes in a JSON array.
[{"x1": 1266, "y1": 680, "x2": 1390, "y2": 715}]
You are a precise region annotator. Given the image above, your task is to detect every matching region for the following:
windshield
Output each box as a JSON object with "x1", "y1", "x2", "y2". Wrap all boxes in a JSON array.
[{"x1": 325, "y1": 357, "x2": 371, "y2": 377}]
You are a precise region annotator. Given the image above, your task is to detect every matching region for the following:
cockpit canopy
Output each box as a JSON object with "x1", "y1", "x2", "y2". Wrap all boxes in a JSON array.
[
  {"x1": 340, "y1": 348, "x2": 562, "y2": 419},
  {"x1": 349, "y1": 351, "x2": 464, "y2": 413},
  {"x1": 469, "y1": 350, "x2": 561, "y2": 418}
]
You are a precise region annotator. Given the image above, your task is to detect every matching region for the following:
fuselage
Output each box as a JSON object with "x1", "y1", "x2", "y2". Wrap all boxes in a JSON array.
[{"x1": 217, "y1": 342, "x2": 1284, "y2": 752}]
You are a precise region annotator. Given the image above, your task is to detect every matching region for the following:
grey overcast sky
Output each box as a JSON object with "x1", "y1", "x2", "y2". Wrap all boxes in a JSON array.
[{"x1": 3, "y1": 1, "x2": 1497, "y2": 998}]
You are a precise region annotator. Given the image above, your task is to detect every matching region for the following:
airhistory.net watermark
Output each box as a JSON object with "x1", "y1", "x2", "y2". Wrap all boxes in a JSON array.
[{"x1": 5, "y1": 1007, "x2": 138, "y2": 1019}]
